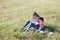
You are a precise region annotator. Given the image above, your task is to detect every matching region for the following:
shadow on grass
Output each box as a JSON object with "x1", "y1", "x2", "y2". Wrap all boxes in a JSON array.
[{"x1": 44, "y1": 25, "x2": 60, "y2": 33}]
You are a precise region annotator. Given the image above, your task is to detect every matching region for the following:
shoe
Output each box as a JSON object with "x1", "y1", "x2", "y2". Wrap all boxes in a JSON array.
[
  {"x1": 39, "y1": 31, "x2": 44, "y2": 34},
  {"x1": 23, "y1": 31, "x2": 28, "y2": 34},
  {"x1": 20, "y1": 29, "x2": 24, "y2": 32}
]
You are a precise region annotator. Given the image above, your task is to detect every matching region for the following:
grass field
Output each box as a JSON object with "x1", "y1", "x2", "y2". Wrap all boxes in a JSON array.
[{"x1": 0, "y1": 0, "x2": 60, "y2": 40}]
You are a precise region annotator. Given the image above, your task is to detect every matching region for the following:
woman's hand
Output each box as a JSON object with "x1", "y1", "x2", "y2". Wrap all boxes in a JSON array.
[
  {"x1": 31, "y1": 21, "x2": 39, "y2": 25},
  {"x1": 31, "y1": 21, "x2": 35, "y2": 23},
  {"x1": 34, "y1": 22, "x2": 39, "y2": 25}
]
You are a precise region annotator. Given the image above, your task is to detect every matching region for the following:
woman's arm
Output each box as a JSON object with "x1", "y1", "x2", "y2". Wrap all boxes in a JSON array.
[{"x1": 31, "y1": 17, "x2": 39, "y2": 25}]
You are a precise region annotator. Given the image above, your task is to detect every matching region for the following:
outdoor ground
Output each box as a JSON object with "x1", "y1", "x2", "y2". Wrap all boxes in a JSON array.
[{"x1": 0, "y1": 0, "x2": 60, "y2": 40}]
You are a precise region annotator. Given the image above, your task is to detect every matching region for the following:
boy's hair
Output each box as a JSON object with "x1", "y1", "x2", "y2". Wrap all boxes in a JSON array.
[
  {"x1": 33, "y1": 12, "x2": 40, "y2": 17},
  {"x1": 39, "y1": 17, "x2": 44, "y2": 22}
]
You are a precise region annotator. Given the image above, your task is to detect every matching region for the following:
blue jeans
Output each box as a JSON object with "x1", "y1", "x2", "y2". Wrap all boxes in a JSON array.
[{"x1": 21, "y1": 20, "x2": 44, "y2": 32}]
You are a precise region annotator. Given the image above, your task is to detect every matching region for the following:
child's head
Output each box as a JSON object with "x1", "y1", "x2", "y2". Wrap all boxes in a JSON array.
[
  {"x1": 33, "y1": 12, "x2": 40, "y2": 18},
  {"x1": 39, "y1": 17, "x2": 44, "y2": 22}
]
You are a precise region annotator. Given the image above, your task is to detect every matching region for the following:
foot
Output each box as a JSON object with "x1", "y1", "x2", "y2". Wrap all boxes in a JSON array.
[
  {"x1": 39, "y1": 31, "x2": 44, "y2": 34},
  {"x1": 23, "y1": 31, "x2": 28, "y2": 34},
  {"x1": 20, "y1": 28, "x2": 24, "y2": 32}
]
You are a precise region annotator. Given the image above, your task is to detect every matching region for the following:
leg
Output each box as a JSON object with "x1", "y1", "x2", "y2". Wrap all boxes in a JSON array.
[
  {"x1": 39, "y1": 27, "x2": 44, "y2": 31},
  {"x1": 21, "y1": 20, "x2": 31, "y2": 30},
  {"x1": 34, "y1": 25, "x2": 39, "y2": 30},
  {"x1": 33, "y1": 26, "x2": 44, "y2": 33},
  {"x1": 38, "y1": 27, "x2": 44, "y2": 33},
  {"x1": 26, "y1": 23, "x2": 35, "y2": 32}
]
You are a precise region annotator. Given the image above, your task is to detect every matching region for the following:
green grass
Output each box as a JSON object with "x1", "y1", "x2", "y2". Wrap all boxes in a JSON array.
[{"x1": 0, "y1": 0, "x2": 60, "y2": 40}]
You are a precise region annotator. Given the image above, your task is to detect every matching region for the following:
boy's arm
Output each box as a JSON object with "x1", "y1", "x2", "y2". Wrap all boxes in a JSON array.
[{"x1": 39, "y1": 20, "x2": 44, "y2": 28}]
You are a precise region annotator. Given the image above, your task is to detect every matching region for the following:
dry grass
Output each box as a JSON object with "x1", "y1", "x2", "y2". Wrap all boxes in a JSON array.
[{"x1": 0, "y1": 0, "x2": 60, "y2": 40}]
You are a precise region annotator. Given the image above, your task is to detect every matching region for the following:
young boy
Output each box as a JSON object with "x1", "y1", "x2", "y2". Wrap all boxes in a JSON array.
[{"x1": 38, "y1": 17, "x2": 45, "y2": 33}]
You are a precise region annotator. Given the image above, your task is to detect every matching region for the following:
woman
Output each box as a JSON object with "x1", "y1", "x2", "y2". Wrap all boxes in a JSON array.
[
  {"x1": 20, "y1": 12, "x2": 44, "y2": 33},
  {"x1": 20, "y1": 12, "x2": 40, "y2": 32}
]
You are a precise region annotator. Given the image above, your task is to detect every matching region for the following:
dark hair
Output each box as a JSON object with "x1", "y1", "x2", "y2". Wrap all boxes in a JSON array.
[
  {"x1": 33, "y1": 12, "x2": 40, "y2": 17},
  {"x1": 39, "y1": 17, "x2": 44, "y2": 22}
]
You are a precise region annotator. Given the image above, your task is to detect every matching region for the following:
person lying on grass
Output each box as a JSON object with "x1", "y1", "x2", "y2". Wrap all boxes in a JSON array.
[{"x1": 20, "y1": 12, "x2": 44, "y2": 33}]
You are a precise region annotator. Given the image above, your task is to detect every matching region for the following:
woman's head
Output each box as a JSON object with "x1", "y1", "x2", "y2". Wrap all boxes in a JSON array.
[{"x1": 33, "y1": 12, "x2": 40, "y2": 18}]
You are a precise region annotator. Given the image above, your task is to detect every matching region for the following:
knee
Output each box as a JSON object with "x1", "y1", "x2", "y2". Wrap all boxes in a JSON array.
[
  {"x1": 30, "y1": 23, "x2": 35, "y2": 26},
  {"x1": 26, "y1": 20, "x2": 31, "y2": 23},
  {"x1": 40, "y1": 28, "x2": 44, "y2": 31}
]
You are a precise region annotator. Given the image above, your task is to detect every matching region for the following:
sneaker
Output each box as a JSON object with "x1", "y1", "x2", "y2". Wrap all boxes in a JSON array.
[
  {"x1": 23, "y1": 31, "x2": 28, "y2": 34},
  {"x1": 39, "y1": 31, "x2": 44, "y2": 34},
  {"x1": 20, "y1": 29, "x2": 24, "y2": 32}
]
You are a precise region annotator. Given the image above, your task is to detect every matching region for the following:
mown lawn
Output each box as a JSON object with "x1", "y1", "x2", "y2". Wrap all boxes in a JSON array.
[{"x1": 0, "y1": 0, "x2": 60, "y2": 40}]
